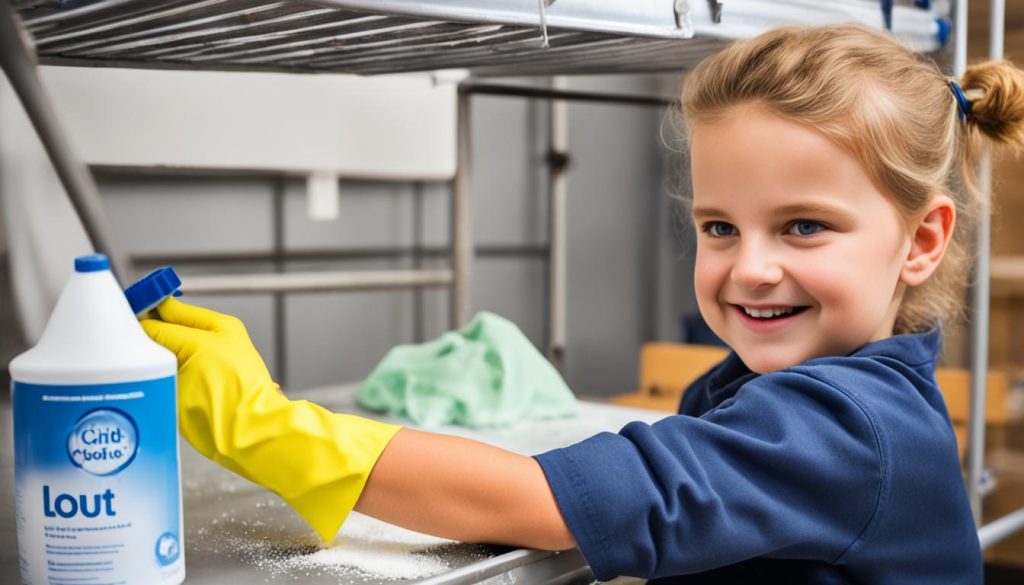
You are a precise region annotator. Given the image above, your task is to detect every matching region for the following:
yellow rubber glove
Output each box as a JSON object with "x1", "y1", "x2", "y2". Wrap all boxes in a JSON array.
[{"x1": 140, "y1": 297, "x2": 401, "y2": 541}]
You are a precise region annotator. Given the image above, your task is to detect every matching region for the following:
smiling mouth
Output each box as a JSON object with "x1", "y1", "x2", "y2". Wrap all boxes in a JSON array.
[{"x1": 734, "y1": 305, "x2": 811, "y2": 320}]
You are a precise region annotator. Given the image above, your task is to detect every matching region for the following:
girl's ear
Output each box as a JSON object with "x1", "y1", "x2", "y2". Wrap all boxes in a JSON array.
[{"x1": 900, "y1": 195, "x2": 957, "y2": 287}]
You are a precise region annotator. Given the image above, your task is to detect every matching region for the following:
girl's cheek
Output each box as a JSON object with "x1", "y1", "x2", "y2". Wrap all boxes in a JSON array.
[{"x1": 693, "y1": 262, "x2": 717, "y2": 297}]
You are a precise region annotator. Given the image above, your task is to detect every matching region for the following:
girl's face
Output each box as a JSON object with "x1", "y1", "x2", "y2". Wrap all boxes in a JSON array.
[{"x1": 690, "y1": 106, "x2": 913, "y2": 373}]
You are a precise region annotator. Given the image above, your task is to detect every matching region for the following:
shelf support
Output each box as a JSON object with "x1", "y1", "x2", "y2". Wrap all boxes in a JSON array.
[
  {"x1": 0, "y1": 2, "x2": 129, "y2": 281},
  {"x1": 451, "y1": 90, "x2": 473, "y2": 329},
  {"x1": 547, "y1": 76, "x2": 568, "y2": 370},
  {"x1": 965, "y1": 0, "x2": 1001, "y2": 528}
]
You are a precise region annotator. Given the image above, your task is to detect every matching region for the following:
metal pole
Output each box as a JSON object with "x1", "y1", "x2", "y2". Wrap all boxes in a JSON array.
[
  {"x1": 950, "y1": 0, "x2": 977, "y2": 522},
  {"x1": 967, "y1": 0, "x2": 1004, "y2": 529},
  {"x1": 953, "y1": 0, "x2": 968, "y2": 77},
  {"x1": 967, "y1": 134, "x2": 994, "y2": 526},
  {"x1": 181, "y1": 269, "x2": 453, "y2": 294},
  {"x1": 412, "y1": 181, "x2": 426, "y2": 343},
  {"x1": 461, "y1": 83, "x2": 673, "y2": 108},
  {"x1": 547, "y1": 76, "x2": 568, "y2": 369},
  {"x1": 979, "y1": 505, "x2": 1024, "y2": 549},
  {"x1": 414, "y1": 549, "x2": 557, "y2": 585},
  {"x1": 451, "y1": 91, "x2": 472, "y2": 328},
  {"x1": 272, "y1": 178, "x2": 287, "y2": 388},
  {"x1": 0, "y1": 2, "x2": 130, "y2": 281}
]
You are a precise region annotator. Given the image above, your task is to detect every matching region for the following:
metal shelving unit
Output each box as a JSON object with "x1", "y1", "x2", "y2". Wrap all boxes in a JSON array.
[
  {"x1": 0, "y1": 0, "x2": 946, "y2": 354},
  {"x1": 7, "y1": 0, "x2": 943, "y2": 76},
  {"x1": 7, "y1": 0, "x2": 1013, "y2": 573}
]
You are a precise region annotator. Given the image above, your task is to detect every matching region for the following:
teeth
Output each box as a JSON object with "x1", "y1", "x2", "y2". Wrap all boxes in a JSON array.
[{"x1": 742, "y1": 306, "x2": 795, "y2": 319}]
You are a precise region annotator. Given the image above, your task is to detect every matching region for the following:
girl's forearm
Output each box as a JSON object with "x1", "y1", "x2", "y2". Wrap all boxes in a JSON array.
[{"x1": 355, "y1": 428, "x2": 576, "y2": 551}]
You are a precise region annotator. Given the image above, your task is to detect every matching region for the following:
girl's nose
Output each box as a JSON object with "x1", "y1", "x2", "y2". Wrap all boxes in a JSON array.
[{"x1": 730, "y1": 242, "x2": 784, "y2": 288}]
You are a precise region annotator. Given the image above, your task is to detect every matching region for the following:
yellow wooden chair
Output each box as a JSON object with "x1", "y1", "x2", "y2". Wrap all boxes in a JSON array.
[
  {"x1": 934, "y1": 368, "x2": 1011, "y2": 461},
  {"x1": 609, "y1": 342, "x2": 728, "y2": 412}
]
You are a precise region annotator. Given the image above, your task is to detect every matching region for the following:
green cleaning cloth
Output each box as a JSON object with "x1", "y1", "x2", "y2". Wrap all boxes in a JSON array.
[{"x1": 356, "y1": 311, "x2": 577, "y2": 428}]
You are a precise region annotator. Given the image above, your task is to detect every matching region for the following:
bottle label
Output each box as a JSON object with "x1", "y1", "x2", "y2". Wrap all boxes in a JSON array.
[{"x1": 13, "y1": 376, "x2": 184, "y2": 585}]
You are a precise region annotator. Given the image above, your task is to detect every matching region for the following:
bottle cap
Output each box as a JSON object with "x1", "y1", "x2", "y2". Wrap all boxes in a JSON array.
[
  {"x1": 74, "y1": 254, "x2": 110, "y2": 273},
  {"x1": 124, "y1": 266, "x2": 182, "y2": 316}
]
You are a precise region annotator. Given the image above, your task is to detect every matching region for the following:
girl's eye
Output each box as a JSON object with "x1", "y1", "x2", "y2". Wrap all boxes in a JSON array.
[
  {"x1": 702, "y1": 221, "x2": 736, "y2": 238},
  {"x1": 788, "y1": 220, "x2": 825, "y2": 237}
]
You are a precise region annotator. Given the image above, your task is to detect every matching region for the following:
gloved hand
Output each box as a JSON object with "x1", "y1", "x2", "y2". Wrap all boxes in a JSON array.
[{"x1": 141, "y1": 297, "x2": 401, "y2": 541}]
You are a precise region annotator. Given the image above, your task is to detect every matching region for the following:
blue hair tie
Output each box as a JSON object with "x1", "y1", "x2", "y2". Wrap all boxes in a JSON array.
[{"x1": 949, "y1": 80, "x2": 972, "y2": 123}]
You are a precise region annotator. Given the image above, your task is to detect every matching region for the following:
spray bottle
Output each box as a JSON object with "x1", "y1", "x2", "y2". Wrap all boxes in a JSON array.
[{"x1": 9, "y1": 254, "x2": 185, "y2": 585}]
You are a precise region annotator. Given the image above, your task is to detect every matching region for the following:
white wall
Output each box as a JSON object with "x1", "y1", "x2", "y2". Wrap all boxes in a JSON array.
[{"x1": 40, "y1": 67, "x2": 458, "y2": 179}]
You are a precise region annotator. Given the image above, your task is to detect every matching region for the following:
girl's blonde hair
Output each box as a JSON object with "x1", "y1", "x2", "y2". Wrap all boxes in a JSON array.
[{"x1": 680, "y1": 23, "x2": 1024, "y2": 333}]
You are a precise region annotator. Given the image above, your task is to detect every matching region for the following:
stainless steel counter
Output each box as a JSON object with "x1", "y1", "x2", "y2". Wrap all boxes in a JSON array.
[{"x1": 1, "y1": 384, "x2": 666, "y2": 584}]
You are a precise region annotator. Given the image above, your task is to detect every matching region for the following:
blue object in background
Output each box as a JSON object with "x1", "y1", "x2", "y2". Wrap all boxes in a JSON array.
[
  {"x1": 936, "y1": 18, "x2": 952, "y2": 49},
  {"x1": 679, "y1": 312, "x2": 728, "y2": 348}
]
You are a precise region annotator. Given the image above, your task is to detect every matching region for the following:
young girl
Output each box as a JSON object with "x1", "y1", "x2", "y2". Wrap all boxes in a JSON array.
[{"x1": 142, "y1": 23, "x2": 1024, "y2": 584}]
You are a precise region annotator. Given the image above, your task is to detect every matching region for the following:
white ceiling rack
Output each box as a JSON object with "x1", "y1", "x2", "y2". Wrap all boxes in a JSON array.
[{"x1": 12, "y1": 0, "x2": 944, "y2": 77}]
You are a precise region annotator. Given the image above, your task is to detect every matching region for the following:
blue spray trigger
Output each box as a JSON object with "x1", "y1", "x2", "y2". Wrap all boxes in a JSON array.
[{"x1": 124, "y1": 266, "x2": 183, "y2": 316}]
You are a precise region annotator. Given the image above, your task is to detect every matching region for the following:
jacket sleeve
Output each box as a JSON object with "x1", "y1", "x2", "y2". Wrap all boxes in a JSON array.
[{"x1": 533, "y1": 369, "x2": 884, "y2": 580}]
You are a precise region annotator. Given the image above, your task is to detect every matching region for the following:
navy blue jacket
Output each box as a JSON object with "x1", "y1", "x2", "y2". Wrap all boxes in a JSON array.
[{"x1": 535, "y1": 331, "x2": 981, "y2": 584}]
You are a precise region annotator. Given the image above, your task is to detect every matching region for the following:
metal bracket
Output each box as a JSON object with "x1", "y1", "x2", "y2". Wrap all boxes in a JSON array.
[
  {"x1": 673, "y1": 0, "x2": 695, "y2": 37},
  {"x1": 537, "y1": 0, "x2": 557, "y2": 47},
  {"x1": 708, "y1": 0, "x2": 723, "y2": 24}
]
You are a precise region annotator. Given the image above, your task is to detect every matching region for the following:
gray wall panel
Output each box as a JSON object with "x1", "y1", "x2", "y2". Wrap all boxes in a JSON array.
[
  {"x1": 184, "y1": 292, "x2": 279, "y2": 382},
  {"x1": 470, "y1": 257, "x2": 547, "y2": 350},
  {"x1": 562, "y1": 76, "x2": 664, "y2": 396},
  {"x1": 471, "y1": 96, "x2": 547, "y2": 246},
  {"x1": 98, "y1": 176, "x2": 274, "y2": 256},
  {"x1": 150, "y1": 261, "x2": 280, "y2": 380},
  {"x1": 418, "y1": 182, "x2": 451, "y2": 248},
  {"x1": 283, "y1": 258, "x2": 415, "y2": 391},
  {"x1": 283, "y1": 179, "x2": 415, "y2": 249}
]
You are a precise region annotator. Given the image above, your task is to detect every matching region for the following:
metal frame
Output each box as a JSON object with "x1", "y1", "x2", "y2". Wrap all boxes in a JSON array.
[
  {"x1": 453, "y1": 82, "x2": 677, "y2": 370},
  {"x1": 451, "y1": 90, "x2": 472, "y2": 328},
  {"x1": 0, "y1": 1, "x2": 129, "y2": 280},
  {"x1": 547, "y1": 77, "x2": 568, "y2": 371},
  {"x1": 966, "y1": 0, "x2": 1024, "y2": 549},
  {"x1": 414, "y1": 549, "x2": 588, "y2": 585},
  {"x1": 181, "y1": 269, "x2": 454, "y2": 294},
  {"x1": 959, "y1": 0, "x2": 984, "y2": 524},
  {"x1": 3, "y1": 0, "x2": 945, "y2": 333},
  {"x1": 10, "y1": 0, "x2": 942, "y2": 77}
]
